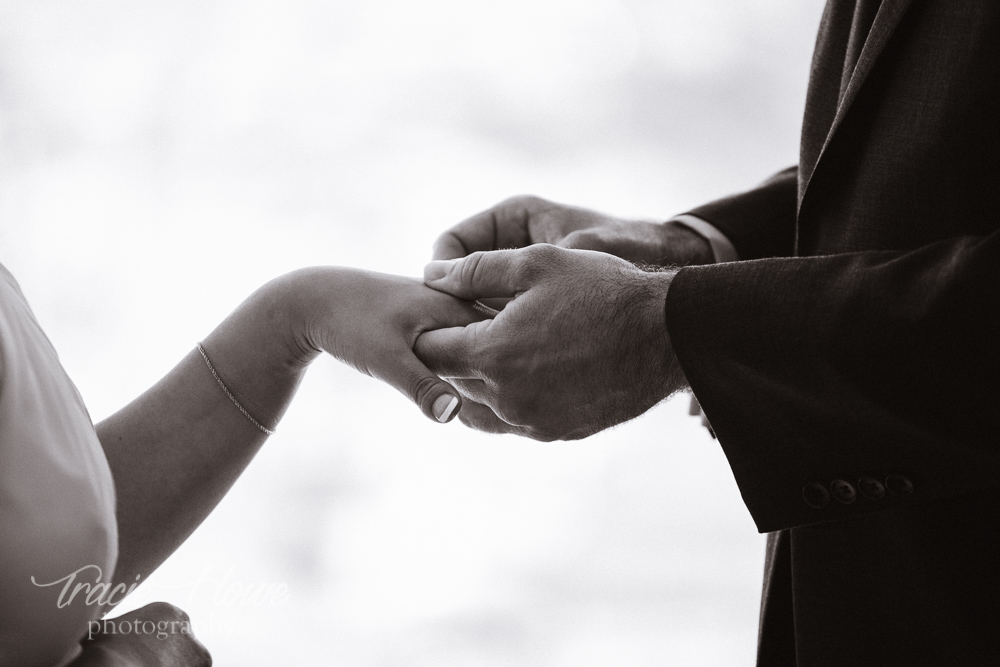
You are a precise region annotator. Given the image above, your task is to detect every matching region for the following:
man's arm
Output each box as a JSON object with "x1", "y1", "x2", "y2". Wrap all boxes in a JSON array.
[
  {"x1": 418, "y1": 229, "x2": 1000, "y2": 532},
  {"x1": 422, "y1": 177, "x2": 799, "y2": 438},
  {"x1": 667, "y1": 231, "x2": 1000, "y2": 532},
  {"x1": 682, "y1": 166, "x2": 799, "y2": 260}
]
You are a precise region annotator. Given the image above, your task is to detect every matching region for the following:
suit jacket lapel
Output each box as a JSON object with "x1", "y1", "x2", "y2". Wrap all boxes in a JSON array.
[{"x1": 798, "y1": 0, "x2": 916, "y2": 210}]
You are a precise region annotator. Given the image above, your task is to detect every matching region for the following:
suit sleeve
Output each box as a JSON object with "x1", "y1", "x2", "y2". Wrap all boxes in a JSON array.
[
  {"x1": 665, "y1": 231, "x2": 1000, "y2": 532},
  {"x1": 682, "y1": 165, "x2": 799, "y2": 260}
]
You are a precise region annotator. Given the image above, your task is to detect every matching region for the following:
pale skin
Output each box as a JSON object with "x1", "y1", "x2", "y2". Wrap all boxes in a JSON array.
[
  {"x1": 416, "y1": 195, "x2": 714, "y2": 441},
  {"x1": 58, "y1": 195, "x2": 707, "y2": 661},
  {"x1": 65, "y1": 268, "x2": 482, "y2": 666}
]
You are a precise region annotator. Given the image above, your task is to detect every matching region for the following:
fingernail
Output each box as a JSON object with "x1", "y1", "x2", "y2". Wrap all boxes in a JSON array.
[
  {"x1": 432, "y1": 394, "x2": 459, "y2": 422},
  {"x1": 424, "y1": 260, "x2": 454, "y2": 283}
]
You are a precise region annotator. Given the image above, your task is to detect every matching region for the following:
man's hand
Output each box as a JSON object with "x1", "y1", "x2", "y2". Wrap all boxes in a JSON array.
[
  {"x1": 432, "y1": 195, "x2": 714, "y2": 267},
  {"x1": 415, "y1": 245, "x2": 688, "y2": 441},
  {"x1": 70, "y1": 603, "x2": 212, "y2": 667}
]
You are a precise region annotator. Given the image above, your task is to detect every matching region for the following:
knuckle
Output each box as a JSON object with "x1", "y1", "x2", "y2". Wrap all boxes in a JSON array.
[
  {"x1": 562, "y1": 229, "x2": 602, "y2": 250},
  {"x1": 496, "y1": 195, "x2": 549, "y2": 240},
  {"x1": 517, "y1": 243, "x2": 564, "y2": 281},
  {"x1": 525, "y1": 242, "x2": 561, "y2": 264},
  {"x1": 501, "y1": 194, "x2": 543, "y2": 211},
  {"x1": 462, "y1": 251, "x2": 488, "y2": 287}
]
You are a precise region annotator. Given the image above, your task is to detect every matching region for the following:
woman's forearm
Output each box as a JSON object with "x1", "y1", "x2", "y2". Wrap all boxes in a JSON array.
[
  {"x1": 95, "y1": 274, "x2": 316, "y2": 596},
  {"x1": 94, "y1": 266, "x2": 479, "y2": 609}
]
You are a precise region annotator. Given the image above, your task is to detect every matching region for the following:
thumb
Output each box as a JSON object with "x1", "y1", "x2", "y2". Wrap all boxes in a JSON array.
[
  {"x1": 385, "y1": 352, "x2": 462, "y2": 423},
  {"x1": 423, "y1": 248, "x2": 535, "y2": 300}
]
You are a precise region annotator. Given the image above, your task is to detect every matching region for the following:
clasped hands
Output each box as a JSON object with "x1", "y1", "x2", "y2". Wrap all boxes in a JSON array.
[
  {"x1": 61, "y1": 197, "x2": 711, "y2": 667},
  {"x1": 216, "y1": 196, "x2": 712, "y2": 441},
  {"x1": 414, "y1": 195, "x2": 713, "y2": 441}
]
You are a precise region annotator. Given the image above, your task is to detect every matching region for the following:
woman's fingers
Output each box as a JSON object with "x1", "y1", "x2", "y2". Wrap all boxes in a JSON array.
[
  {"x1": 378, "y1": 350, "x2": 462, "y2": 423},
  {"x1": 72, "y1": 602, "x2": 212, "y2": 667}
]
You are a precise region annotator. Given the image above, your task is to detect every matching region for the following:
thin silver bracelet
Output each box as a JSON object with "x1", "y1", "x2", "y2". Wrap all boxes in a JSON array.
[
  {"x1": 472, "y1": 300, "x2": 500, "y2": 318},
  {"x1": 196, "y1": 343, "x2": 275, "y2": 435}
]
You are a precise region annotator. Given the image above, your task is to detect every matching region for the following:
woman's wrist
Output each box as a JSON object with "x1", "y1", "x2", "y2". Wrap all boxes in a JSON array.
[
  {"x1": 198, "y1": 270, "x2": 324, "y2": 430},
  {"x1": 271, "y1": 266, "x2": 358, "y2": 364},
  {"x1": 257, "y1": 268, "x2": 331, "y2": 368}
]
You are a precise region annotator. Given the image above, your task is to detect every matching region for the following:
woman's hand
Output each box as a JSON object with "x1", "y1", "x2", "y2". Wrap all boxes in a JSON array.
[
  {"x1": 284, "y1": 267, "x2": 485, "y2": 422},
  {"x1": 98, "y1": 267, "x2": 484, "y2": 598},
  {"x1": 68, "y1": 603, "x2": 211, "y2": 667}
]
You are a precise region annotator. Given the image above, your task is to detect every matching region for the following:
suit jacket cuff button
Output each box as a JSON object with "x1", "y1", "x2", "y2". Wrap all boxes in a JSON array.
[
  {"x1": 886, "y1": 474, "x2": 914, "y2": 495},
  {"x1": 803, "y1": 481, "x2": 831, "y2": 508},
  {"x1": 831, "y1": 479, "x2": 857, "y2": 504}
]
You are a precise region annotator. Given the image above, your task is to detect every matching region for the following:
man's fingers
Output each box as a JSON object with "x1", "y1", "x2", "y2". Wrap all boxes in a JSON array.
[
  {"x1": 424, "y1": 245, "x2": 557, "y2": 300},
  {"x1": 423, "y1": 251, "x2": 520, "y2": 300},
  {"x1": 449, "y1": 378, "x2": 494, "y2": 406},
  {"x1": 457, "y1": 399, "x2": 523, "y2": 436},
  {"x1": 458, "y1": 400, "x2": 563, "y2": 441},
  {"x1": 432, "y1": 209, "x2": 506, "y2": 260},
  {"x1": 431, "y1": 197, "x2": 542, "y2": 260}
]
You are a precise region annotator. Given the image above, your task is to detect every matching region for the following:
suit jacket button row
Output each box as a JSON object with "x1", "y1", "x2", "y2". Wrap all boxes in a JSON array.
[{"x1": 802, "y1": 475, "x2": 912, "y2": 509}]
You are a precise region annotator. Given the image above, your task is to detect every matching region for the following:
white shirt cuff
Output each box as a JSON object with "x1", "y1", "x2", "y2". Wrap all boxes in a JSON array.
[{"x1": 669, "y1": 214, "x2": 739, "y2": 263}]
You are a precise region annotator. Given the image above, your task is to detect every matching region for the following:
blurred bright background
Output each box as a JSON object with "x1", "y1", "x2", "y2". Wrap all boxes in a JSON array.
[{"x1": 0, "y1": 0, "x2": 825, "y2": 664}]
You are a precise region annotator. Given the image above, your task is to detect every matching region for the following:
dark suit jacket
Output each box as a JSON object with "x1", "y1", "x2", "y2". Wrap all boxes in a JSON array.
[{"x1": 665, "y1": 1, "x2": 1000, "y2": 664}]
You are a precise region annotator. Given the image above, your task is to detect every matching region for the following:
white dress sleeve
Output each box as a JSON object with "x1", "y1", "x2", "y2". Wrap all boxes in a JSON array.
[{"x1": 0, "y1": 264, "x2": 118, "y2": 667}]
